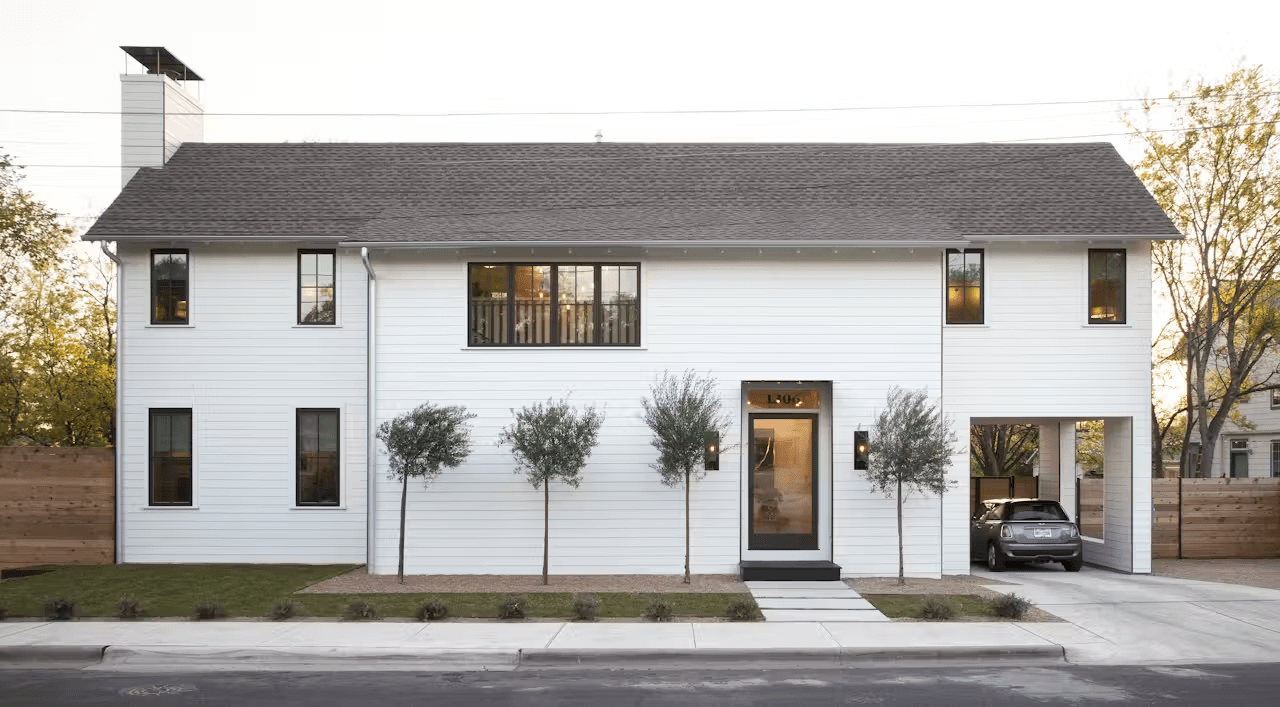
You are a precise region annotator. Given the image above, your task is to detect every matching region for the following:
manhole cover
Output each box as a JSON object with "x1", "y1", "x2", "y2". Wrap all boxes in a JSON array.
[{"x1": 119, "y1": 684, "x2": 198, "y2": 697}]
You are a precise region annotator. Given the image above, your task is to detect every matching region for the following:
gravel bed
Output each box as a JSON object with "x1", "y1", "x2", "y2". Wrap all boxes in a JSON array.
[{"x1": 299, "y1": 568, "x2": 750, "y2": 594}]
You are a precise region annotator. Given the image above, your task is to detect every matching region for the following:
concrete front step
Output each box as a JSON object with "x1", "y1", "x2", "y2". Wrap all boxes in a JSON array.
[
  {"x1": 761, "y1": 610, "x2": 892, "y2": 622},
  {"x1": 754, "y1": 597, "x2": 878, "y2": 610}
]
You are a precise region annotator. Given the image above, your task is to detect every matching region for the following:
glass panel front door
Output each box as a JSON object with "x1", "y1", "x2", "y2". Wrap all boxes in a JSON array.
[{"x1": 749, "y1": 414, "x2": 818, "y2": 550}]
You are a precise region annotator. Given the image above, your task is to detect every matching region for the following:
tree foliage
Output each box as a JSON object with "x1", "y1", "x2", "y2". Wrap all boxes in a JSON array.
[
  {"x1": 864, "y1": 387, "x2": 958, "y2": 585},
  {"x1": 498, "y1": 399, "x2": 604, "y2": 585},
  {"x1": 0, "y1": 155, "x2": 114, "y2": 447},
  {"x1": 641, "y1": 369, "x2": 735, "y2": 582},
  {"x1": 969, "y1": 424, "x2": 1038, "y2": 477},
  {"x1": 1128, "y1": 67, "x2": 1280, "y2": 477},
  {"x1": 376, "y1": 402, "x2": 476, "y2": 582}
]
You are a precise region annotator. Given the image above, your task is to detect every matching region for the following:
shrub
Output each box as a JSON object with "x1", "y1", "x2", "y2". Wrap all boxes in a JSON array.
[
  {"x1": 644, "y1": 598, "x2": 674, "y2": 622},
  {"x1": 192, "y1": 602, "x2": 227, "y2": 621},
  {"x1": 572, "y1": 594, "x2": 599, "y2": 622},
  {"x1": 918, "y1": 595, "x2": 956, "y2": 621},
  {"x1": 991, "y1": 593, "x2": 1034, "y2": 619},
  {"x1": 724, "y1": 598, "x2": 761, "y2": 622},
  {"x1": 43, "y1": 597, "x2": 76, "y2": 621},
  {"x1": 269, "y1": 599, "x2": 305, "y2": 621},
  {"x1": 115, "y1": 595, "x2": 145, "y2": 620},
  {"x1": 496, "y1": 595, "x2": 527, "y2": 620},
  {"x1": 415, "y1": 599, "x2": 449, "y2": 622},
  {"x1": 344, "y1": 600, "x2": 379, "y2": 621}
]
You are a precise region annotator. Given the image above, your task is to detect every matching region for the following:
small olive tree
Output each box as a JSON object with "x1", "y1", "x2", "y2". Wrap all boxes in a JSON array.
[
  {"x1": 641, "y1": 370, "x2": 735, "y2": 583},
  {"x1": 376, "y1": 403, "x2": 476, "y2": 583},
  {"x1": 498, "y1": 399, "x2": 604, "y2": 585},
  {"x1": 864, "y1": 387, "x2": 959, "y2": 585}
]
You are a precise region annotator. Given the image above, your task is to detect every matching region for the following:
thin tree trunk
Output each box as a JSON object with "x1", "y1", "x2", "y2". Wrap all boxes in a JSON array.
[
  {"x1": 397, "y1": 473, "x2": 408, "y2": 584},
  {"x1": 897, "y1": 477, "x2": 905, "y2": 586},
  {"x1": 684, "y1": 469, "x2": 691, "y2": 584},
  {"x1": 543, "y1": 482, "x2": 550, "y2": 586}
]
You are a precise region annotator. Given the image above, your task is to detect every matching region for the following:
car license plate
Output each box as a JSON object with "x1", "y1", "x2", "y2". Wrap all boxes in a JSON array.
[{"x1": 1032, "y1": 528, "x2": 1052, "y2": 538}]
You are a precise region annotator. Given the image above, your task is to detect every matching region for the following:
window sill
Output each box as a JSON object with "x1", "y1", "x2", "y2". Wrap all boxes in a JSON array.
[
  {"x1": 944, "y1": 324, "x2": 989, "y2": 328},
  {"x1": 292, "y1": 324, "x2": 343, "y2": 329},
  {"x1": 462, "y1": 346, "x2": 647, "y2": 351},
  {"x1": 145, "y1": 324, "x2": 195, "y2": 328},
  {"x1": 290, "y1": 505, "x2": 346, "y2": 511},
  {"x1": 1082, "y1": 324, "x2": 1132, "y2": 329},
  {"x1": 142, "y1": 505, "x2": 198, "y2": 510}
]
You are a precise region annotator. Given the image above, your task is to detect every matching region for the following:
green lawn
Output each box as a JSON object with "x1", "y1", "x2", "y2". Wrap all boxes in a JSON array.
[
  {"x1": 862, "y1": 594, "x2": 1000, "y2": 619},
  {"x1": 0, "y1": 565, "x2": 750, "y2": 620}
]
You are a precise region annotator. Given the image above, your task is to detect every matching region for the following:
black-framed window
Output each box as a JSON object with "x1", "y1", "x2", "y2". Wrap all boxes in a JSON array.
[
  {"x1": 1088, "y1": 249, "x2": 1126, "y2": 324},
  {"x1": 149, "y1": 409, "x2": 192, "y2": 506},
  {"x1": 945, "y1": 249, "x2": 984, "y2": 324},
  {"x1": 1272, "y1": 441, "x2": 1280, "y2": 478},
  {"x1": 298, "y1": 250, "x2": 336, "y2": 324},
  {"x1": 150, "y1": 249, "x2": 188, "y2": 324},
  {"x1": 297, "y1": 409, "x2": 340, "y2": 506},
  {"x1": 1271, "y1": 389, "x2": 1280, "y2": 410},
  {"x1": 468, "y1": 263, "x2": 640, "y2": 346}
]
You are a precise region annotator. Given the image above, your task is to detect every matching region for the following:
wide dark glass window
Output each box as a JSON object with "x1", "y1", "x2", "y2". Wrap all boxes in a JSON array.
[
  {"x1": 1088, "y1": 249, "x2": 1126, "y2": 324},
  {"x1": 468, "y1": 263, "x2": 640, "y2": 346},
  {"x1": 151, "y1": 250, "x2": 188, "y2": 324},
  {"x1": 297, "y1": 409, "x2": 340, "y2": 506},
  {"x1": 149, "y1": 409, "x2": 192, "y2": 506},
  {"x1": 945, "y1": 249, "x2": 983, "y2": 324},
  {"x1": 298, "y1": 250, "x2": 336, "y2": 324}
]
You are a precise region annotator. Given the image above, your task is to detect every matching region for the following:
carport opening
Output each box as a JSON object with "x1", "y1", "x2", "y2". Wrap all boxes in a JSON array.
[
  {"x1": 969, "y1": 423, "x2": 1041, "y2": 517},
  {"x1": 1076, "y1": 420, "x2": 1105, "y2": 540}
]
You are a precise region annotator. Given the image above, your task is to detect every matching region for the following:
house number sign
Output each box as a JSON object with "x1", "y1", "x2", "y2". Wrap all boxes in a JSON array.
[{"x1": 747, "y1": 390, "x2": 820, "y2": 409}]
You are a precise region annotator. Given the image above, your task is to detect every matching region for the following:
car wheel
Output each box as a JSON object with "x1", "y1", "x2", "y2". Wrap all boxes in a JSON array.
[
  {"x1": 986, "y1": 542, "x2": 1006, "y2": 572},
  {"x1": 1063, "y1": 557, "x2": 1082, "y2": 572}
]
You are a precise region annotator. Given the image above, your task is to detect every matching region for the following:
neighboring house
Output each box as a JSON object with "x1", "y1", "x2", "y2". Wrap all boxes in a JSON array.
[
  {"x1": 1186, "y1": 384, "x2": 1280, "y2": 479},
  {"x1": 83, "y1": 48, "x2": 1180, "y2": 578}
]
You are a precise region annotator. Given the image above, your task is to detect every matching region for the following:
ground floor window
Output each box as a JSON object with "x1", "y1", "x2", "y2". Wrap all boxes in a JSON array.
[
  {"x1": 1271, "y1": 441, "x2": 1280, "y2": 478},
  {"x1": 149, "y1": 409, "x2": 192, "y2": 506},
  {"x1": 297, "y1": 409, "x2": 340, "y2": 506}
]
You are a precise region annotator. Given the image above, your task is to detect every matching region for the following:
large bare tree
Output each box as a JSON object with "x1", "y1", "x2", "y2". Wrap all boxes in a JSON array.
[{"x1": 1129, "y1": 67, "x2": 1280, "y2": 477}]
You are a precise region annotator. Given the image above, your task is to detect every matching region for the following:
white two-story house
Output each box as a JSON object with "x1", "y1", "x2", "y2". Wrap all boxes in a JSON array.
[{"x1": 84, "y1": 48, "x2": 1180, "y2": 578}]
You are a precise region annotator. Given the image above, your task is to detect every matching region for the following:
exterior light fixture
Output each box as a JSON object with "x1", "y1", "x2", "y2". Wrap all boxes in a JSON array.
[
  {"x1": 704, "y1": 431, "x2": 720, "y2": 471},
  {"x1": 855, "y1": 430, "x2": 869, "y2": 470}
]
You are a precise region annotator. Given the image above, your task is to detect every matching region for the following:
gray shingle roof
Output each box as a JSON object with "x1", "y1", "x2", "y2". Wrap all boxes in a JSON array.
[{"x1": 83, "y1": 142, "x2": 1180, "y2": 243}]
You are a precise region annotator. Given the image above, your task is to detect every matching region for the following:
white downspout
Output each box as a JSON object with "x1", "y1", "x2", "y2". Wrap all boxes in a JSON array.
[
  {"x1": 361, "y1": 247, "x2": 377, "y2": 573},
  {"x1": 100, "y1": 241, "x2": 123, "y2": 564}
]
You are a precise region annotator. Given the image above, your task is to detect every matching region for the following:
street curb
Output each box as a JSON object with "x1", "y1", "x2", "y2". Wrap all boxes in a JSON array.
[
  {"x1": 0, "y1": 645, "x2": 107, "y2": 663},
  {"x1": 519, "y1": 644, "x2": 1066, "y2": 667},
  {"x1": 97, "y1": 646, "x2": 520, "y2": 672}
]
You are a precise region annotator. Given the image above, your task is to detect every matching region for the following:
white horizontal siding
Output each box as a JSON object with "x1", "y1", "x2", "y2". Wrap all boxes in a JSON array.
[
  {"x1": 373, "y1": 249, "x2": 944, "y2": 576},
  {"x1": 118, "y1": 242, "x2": 367, "y2": 564}
]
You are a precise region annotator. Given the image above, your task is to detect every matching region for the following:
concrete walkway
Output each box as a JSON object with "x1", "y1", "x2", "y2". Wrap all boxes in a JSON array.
[
  {"x1": 3, "y1": 567, "x2": 1280, "y2": 671},
  {"x1": 746, "y1": 581, "x2": 889, "y2": 622}
]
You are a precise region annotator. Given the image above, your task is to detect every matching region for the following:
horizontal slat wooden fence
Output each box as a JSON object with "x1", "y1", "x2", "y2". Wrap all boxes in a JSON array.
[
  {"x1": 969, "y1": 476, "x2": 1039, "y2": 516},
  {"x1": 0, "y1": 447, "x2": 113, "y2": 568},
  {"x1": 1152, "y1": 478, "x2": 1280, "y2": 559}
]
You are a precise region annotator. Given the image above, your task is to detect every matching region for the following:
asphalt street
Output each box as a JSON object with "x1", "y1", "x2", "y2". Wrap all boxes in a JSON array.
[{"x1": 2, "y1": 664, "x2": 1279, "y2": 706}]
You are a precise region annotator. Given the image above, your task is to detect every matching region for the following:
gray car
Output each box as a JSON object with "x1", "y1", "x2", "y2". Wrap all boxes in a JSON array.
[{"x1": 970, "y1": 498, "x2": 1083, "y2": 572}]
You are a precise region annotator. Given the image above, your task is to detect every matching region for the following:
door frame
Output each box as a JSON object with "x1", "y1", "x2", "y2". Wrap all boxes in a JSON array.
[{"x1": 740, "y1": 381, "x2": 833, "y2": 563}]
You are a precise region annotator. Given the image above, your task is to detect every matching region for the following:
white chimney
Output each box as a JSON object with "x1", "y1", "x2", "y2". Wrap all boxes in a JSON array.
[{"x1": 120, "y1": 46, "x2": 204, "y2": 187}]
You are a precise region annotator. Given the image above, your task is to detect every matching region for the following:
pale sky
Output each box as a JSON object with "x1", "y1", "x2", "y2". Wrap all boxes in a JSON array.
[{"x1": 2, "y1": 0, "x2": 1278, "y2": 224}]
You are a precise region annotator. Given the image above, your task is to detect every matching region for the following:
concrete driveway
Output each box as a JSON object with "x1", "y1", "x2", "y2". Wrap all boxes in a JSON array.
[{"x1": 973, "y1": 563, "x2": 1280, "y2": 665}]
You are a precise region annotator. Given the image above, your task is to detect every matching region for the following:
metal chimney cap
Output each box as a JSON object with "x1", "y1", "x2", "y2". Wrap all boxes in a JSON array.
[{"x1": 120, "y1": 46, "x2": 203, "y2": 81}]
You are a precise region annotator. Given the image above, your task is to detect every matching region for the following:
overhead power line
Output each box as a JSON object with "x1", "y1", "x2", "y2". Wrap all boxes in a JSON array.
[{"x1": 2, "y1": 91, "x2": 1276, "y2": 118}]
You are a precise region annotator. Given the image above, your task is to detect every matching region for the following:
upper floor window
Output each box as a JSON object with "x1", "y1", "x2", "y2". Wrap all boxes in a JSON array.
[
  {"x1": 151, "y1": 249, "x2": 188, "y2": 324},
  {"x1": 149, "y1": 408, "x2": 192, "y2": 506},
  {"x1": 945, "y1": 249, "x2": 983, "y2": 324},
  {"x1": 297, "y1": 408, "x2": 340, "y2": 506},
  {"x1": 1271, "y1": 389, "x2": 1280, "y2": 410},
  {"x1": 1088, "y1": 249, "x2": 1126, "y2": 324},
  {"x1": 468, "y1": 263, "x2": 640, "y2": 346},
  {"x1": 298, "y1": 250, "x2": 336, "y2": 324}
]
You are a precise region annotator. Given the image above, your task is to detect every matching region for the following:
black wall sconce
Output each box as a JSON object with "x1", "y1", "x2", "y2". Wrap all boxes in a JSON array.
[
  {"x1": 704, "y1": 431, "x2": 720, "y2": 471},
  {"x1": 854, "y1": 430, "x2": 869, "y2": 470}
]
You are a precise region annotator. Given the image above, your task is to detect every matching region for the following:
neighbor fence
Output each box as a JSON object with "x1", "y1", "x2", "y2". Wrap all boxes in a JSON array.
[
  {"x1": 1152, "y1": 477, "x2": 1280, "y2": 559},
  {"x1": 0, "y1": 447, "x2": 114, "y2": 568},
  {"x1": 969, "y1": 475, "x2": 1039, "y2": 517}
]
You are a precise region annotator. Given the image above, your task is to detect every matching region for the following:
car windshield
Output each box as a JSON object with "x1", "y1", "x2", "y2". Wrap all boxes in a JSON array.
[{"x1": 1006, "y1": 502, "x2": 1068, "y2": 521}]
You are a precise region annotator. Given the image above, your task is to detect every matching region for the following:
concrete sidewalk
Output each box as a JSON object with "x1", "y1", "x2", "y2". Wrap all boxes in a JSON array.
[{"x1": 3, "y1": 567, "x2": 1280, "y2": 671}]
